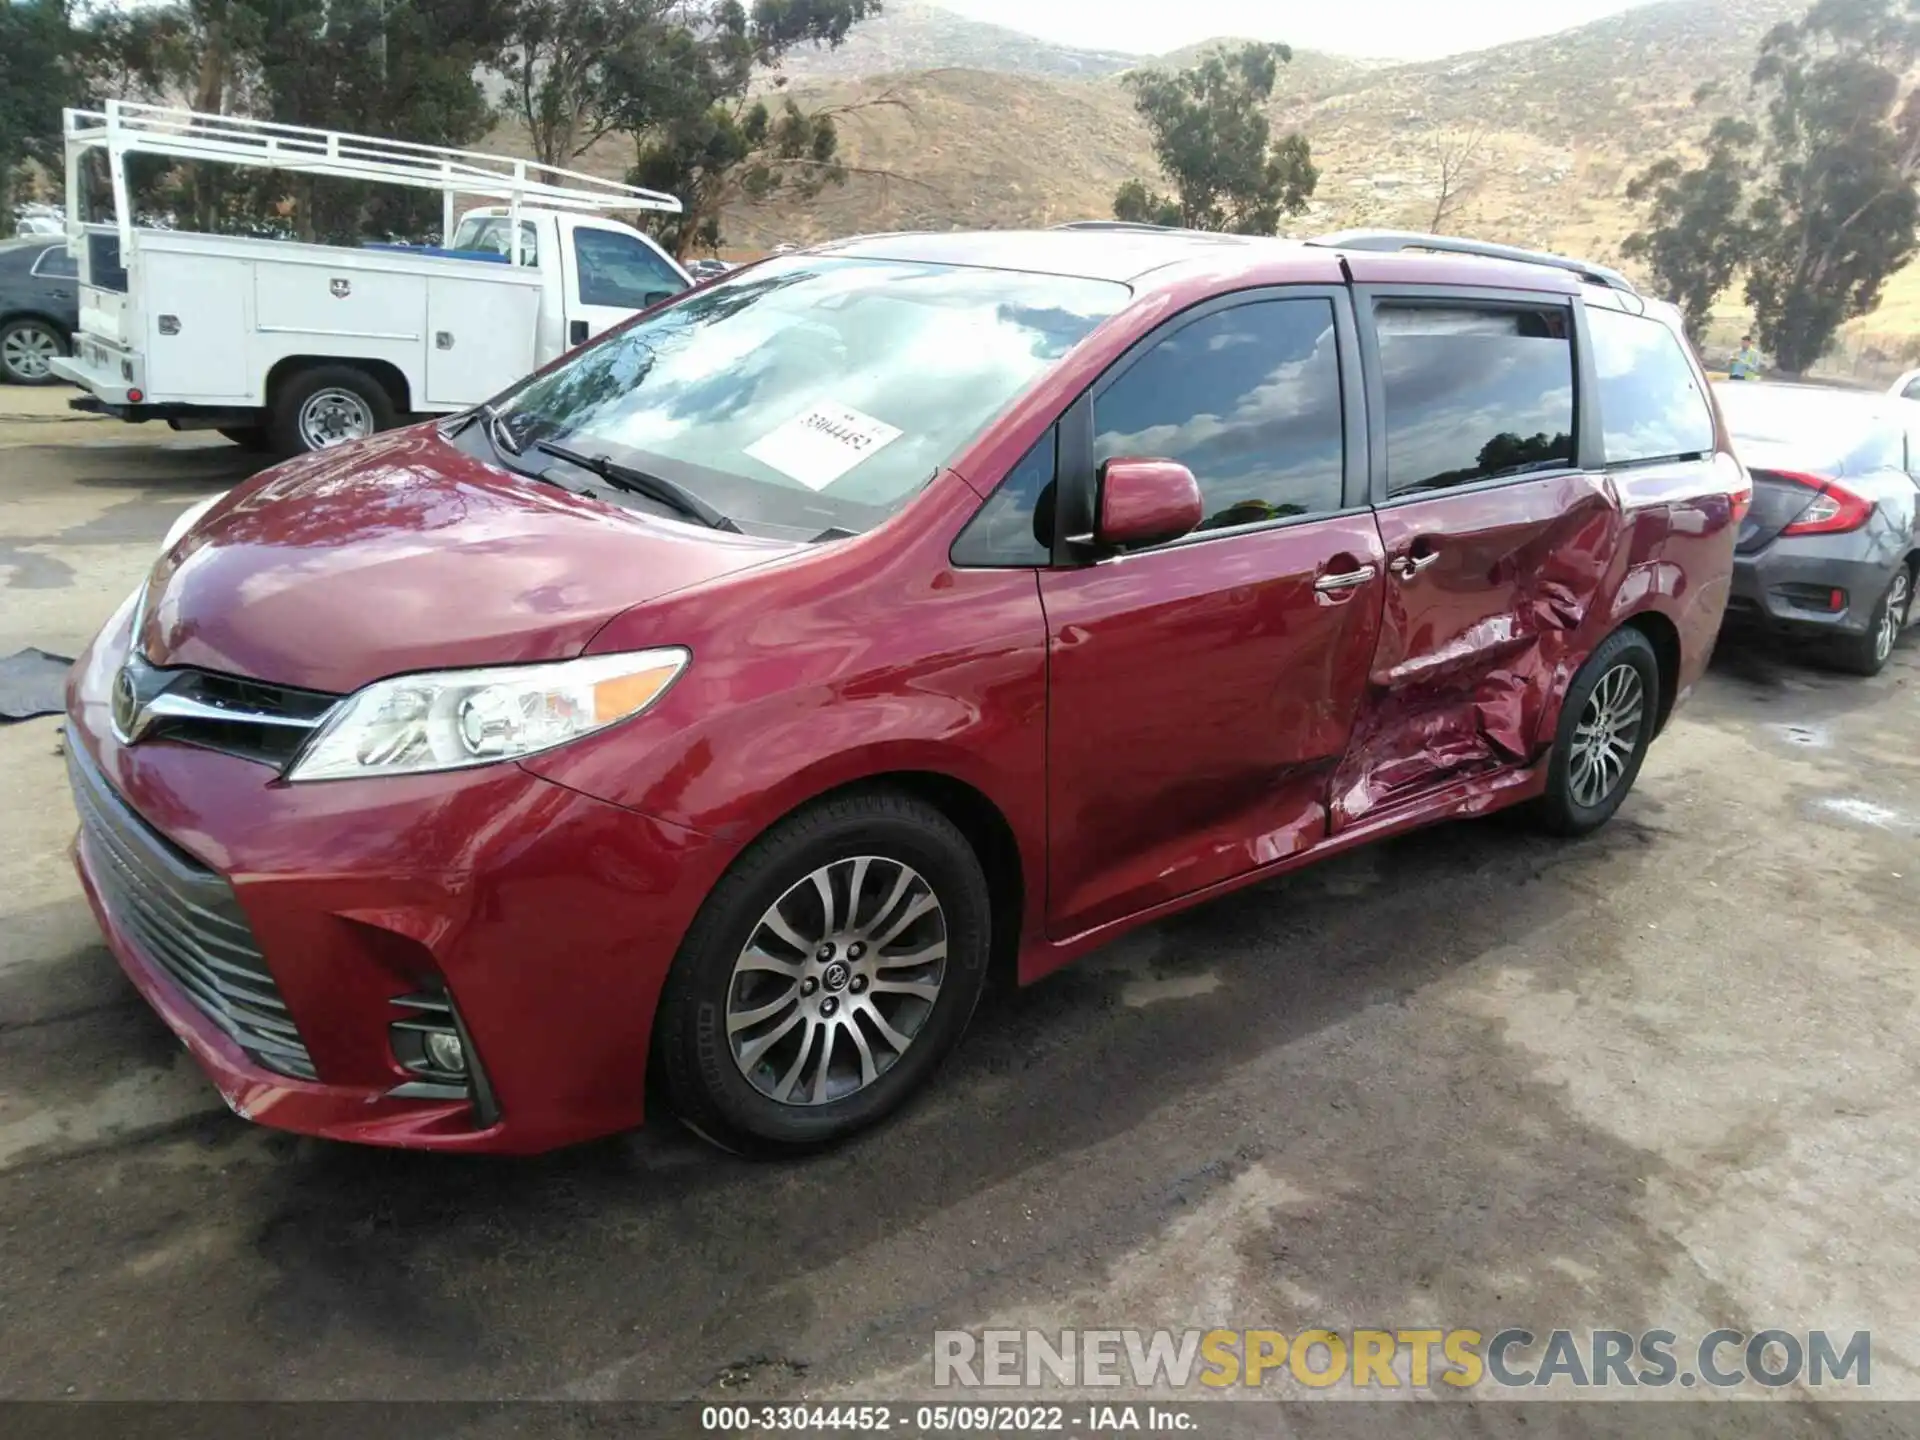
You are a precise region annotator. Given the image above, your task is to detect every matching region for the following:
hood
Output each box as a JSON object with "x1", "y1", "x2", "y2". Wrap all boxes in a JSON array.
[{"x1": 136, "y1": 426, "x2": 798, "y2": 695}]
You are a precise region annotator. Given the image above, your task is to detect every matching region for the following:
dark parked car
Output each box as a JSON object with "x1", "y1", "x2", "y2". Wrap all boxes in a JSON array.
[
  {"x1": 65, "y1": 227, "x2": 1744, "y2": 1155},
  {"x1": 1714, "y1": 380, "x2": 1917, "y2": 675},
  {"x1": 0, "y1": 238, "x2": 79, "y2": 384}
]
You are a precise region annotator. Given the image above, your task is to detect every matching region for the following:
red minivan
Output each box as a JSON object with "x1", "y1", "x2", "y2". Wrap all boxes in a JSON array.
[{"x1": 64, "y1": 226, "x2": 1745, "y2": 1154}]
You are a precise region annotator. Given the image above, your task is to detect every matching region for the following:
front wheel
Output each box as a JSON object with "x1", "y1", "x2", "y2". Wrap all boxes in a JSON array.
[
  {"x1": 654, "y1": 790, "x2": 991, "y2": 1154},
  {"x1": 1532, "y1": 627, "x2": 1660, "y2": 837}
]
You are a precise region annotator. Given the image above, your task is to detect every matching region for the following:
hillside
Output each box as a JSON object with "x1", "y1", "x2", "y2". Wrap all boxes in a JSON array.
[
  {"x1": 495, "y1": 0, "x2": 1920, "y2": 357},
  {"x1": 714, "y1": 0, "x2": 1808, "y2": 258},
  {"x1": 776, "y1": 0, "x2": 1137, "y2": 80}
]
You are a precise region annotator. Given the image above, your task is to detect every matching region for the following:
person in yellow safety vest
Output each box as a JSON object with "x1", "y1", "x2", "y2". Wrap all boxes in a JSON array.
[{"x1": 1729, "y1": 334, "x2": 1764, "y2": 380}]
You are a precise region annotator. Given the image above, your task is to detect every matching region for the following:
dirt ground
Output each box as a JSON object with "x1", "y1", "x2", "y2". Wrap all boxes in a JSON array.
[{"x1": 1, "y1": 384, "x2": 1917, "y2": 1431}]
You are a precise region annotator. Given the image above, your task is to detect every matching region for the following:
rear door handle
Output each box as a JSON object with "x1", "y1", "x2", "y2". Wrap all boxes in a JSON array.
[
  {"x1": 1313, "y1": 564, "x2": 1378, "y2": 593},
  {"x1": 1389, "y1": 551, "x2": 1440, "y2": 579}
]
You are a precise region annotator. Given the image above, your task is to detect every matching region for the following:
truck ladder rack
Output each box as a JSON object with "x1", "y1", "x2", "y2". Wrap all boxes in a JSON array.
[{"x1": 64, "y1": 100, "x2": 679, "y2": 252}]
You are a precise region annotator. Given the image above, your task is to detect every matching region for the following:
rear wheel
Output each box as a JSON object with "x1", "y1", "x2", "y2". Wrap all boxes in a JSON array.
[
  {"x1": 1533, "y1": 627, "x2": 1660, "y2": 837},
  {"x1": 0, "y1": 317, "x2": 65, "y2": 385},
  {"x1": 654, "y1": 790, "x2": 991, "y2": 1154},
  {"x1": 1833, "y1": 565, "x2": 1911, "y2": 677},
  {"x1": 268, "y1": 365, "x2": 395, "y2": 456}
]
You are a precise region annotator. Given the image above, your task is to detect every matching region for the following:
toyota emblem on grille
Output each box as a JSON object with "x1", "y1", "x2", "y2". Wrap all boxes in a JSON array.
[
  {"x1": 111, "y1": 664, "x2": 144, "y2": 740},
  {"x1": 110, "y1": 657, "x2": 167, "y2": 743}
]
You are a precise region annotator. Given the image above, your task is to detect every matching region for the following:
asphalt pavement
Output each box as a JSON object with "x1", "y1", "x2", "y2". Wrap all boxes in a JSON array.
[{"x1": 1, "y1": 386, "x2": 1916, "y2": 1432}]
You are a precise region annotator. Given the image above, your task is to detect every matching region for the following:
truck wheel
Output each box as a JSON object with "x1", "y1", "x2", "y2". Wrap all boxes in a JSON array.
[
  {"x1": 0, "y1": 318, "x2": 66, "y2": 385},
  {"x1": 269, "y1": 366, "x2": 395, "y2": 455}
]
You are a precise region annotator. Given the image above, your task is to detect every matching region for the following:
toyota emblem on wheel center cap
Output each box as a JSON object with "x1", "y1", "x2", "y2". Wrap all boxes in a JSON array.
[{"x1": 821, "y1": 961, "x2": 851, "y2": 992}]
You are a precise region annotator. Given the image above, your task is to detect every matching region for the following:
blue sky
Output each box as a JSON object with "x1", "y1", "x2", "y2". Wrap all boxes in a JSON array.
[{"x1": 931, "y1": 0, "x2": 1660, "y2": 60}]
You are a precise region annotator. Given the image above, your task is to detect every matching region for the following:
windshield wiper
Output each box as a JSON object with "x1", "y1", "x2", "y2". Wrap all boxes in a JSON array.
[
  {"x1": 532, "y1": 439, "x2": 740, "y2": 533},
  {"x1": 448, "y1": 401, "x2": 526, "y2": 457}
]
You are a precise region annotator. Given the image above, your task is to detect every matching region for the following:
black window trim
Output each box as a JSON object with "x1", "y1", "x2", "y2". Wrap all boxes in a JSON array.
[
  {"x1": 30, "y1": 245, "x2": 76, "y2": 279},
  {"x1": 1056, "y1": 283, "x2": 1371, "y2": 566},
  {"x1": 1353, "y1": 283, "x2": 1596, "y2": 510}
]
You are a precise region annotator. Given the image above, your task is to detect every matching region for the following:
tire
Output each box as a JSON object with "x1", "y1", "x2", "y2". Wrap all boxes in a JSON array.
[
  {"x1": 0, "y1": 317, "x2": 66, "y2": 385},
  {"x1": 267, "y1": 365, "x2": 395, "y2": 456},
  {"x1": 217, "y1": 426, "x2": 272, "y2": 452},
  {"x1": 654, "y1": 789, "x2": 992, "y2": 1155},
  {"x1": 1532, "y1": 626, "x2": 1661, "y2": 838},
  {"x1": 1832, "y1": 564, "x2": 1912, "y2": 677}
]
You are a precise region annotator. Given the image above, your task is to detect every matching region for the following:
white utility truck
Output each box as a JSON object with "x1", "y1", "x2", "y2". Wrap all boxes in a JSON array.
[{"x1": 52, "y1": 101, "x2": 690, "y2": 454}]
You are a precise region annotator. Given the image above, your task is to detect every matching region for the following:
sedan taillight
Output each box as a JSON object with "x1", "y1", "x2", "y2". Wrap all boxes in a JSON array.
[{"x1": 1778, "y1": 472, "x2": 1874, "y2": 536}]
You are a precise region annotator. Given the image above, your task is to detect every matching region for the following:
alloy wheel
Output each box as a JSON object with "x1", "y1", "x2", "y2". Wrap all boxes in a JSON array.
[
  {"x1": 297, "y1": 387, "x2": 377, "y2": 449},
  {"x1": 2, "y1": 324, "x2": 58, "y2": 382},
  {"x1": 1569, "y1": 662, "x2": 1646, "y2": 809},
  {"x1": 1876, "y1": 568, "x2": 1911, "y2": 666},
  {"x1": 726, "y1": 856, "x2": 948, "y2": 1107}
]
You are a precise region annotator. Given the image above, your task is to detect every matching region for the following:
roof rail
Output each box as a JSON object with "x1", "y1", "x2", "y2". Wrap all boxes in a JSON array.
[
  {"x1": 1306, "y1": 229, "x2": 1637, "y2": 294},
  {"x1": 1051, "y1": 220, "x2": 1178, "y2": 233}
]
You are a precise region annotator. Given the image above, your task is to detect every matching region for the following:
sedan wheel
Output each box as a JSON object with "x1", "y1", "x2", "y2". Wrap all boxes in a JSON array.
[
  {"x1": 726, "y1": 856, "x2": 948, "y2": 1107},
  {"x1": 0, "y1": 319, "x2": 64, "y2": 385},
  {"x1": 1875, "y1": 567, "x2": 1911, "y2": 666}
]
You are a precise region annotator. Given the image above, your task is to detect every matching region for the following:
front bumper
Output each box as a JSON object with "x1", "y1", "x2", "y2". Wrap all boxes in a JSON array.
[
  {"x1": 1726, "y1": 536, "x2": 1896, "y2": 638},
  {"x1": 64, "y1": 609, "x2": 739, "y2": 1153}
]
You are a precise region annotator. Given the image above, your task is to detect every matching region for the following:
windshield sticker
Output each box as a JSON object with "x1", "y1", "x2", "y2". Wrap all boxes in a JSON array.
[{"x1": 744, "y1": 402, "x2": 904, "y2": 491}]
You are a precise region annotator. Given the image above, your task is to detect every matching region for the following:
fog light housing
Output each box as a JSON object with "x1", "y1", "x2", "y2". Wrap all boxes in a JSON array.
[{"x1": 423, "y1": 1030, "x2": 466, "y2": 1075}]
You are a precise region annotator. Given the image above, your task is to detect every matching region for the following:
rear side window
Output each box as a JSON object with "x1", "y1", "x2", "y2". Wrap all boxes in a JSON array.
[
  {"x1": 1092, "y1": 298, "x2": 1345, "y2": 532},
  {"x1": 1588, "y1": 306, "x2": 1714, "y2": 465},
  {"x1": 1376, "y1": 304, "x2": 1575, "y2": 496}
]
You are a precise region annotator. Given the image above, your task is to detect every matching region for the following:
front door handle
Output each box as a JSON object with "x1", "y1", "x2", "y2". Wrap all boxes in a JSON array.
[
  {"x1": 1389, "y1": 550, "x2": 1440, "y2": 579},
  {"x1": 569, "y1": 320, "x2": 589, "y2": 345},
  {"x1": 1313, "y1": 564, "x2": 1378, "y2": 593}
]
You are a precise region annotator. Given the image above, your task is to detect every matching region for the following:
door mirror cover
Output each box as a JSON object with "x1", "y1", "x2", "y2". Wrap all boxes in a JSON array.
[{"x1": 1095, "y1": 458, "x2": 1204, "y2": 548}]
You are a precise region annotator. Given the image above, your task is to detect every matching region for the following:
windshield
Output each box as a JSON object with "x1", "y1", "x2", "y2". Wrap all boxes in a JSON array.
[
  {"x1": 493, "y1": 255, "x2": 1129, "y2": 534},
  {"x1": 1714, "y1": 384, "x2": 1905, "y2": 474}
]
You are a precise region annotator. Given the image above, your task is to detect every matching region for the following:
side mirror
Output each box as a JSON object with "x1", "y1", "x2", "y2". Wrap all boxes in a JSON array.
[{"x1": 1094, "y1": 458, "x2": 1203, "y2": 549}]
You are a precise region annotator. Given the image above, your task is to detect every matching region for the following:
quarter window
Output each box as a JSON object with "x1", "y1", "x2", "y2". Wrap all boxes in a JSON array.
[
  {"x1": 951, "y1": 430, "x2": 1057, "y2": 566},
  {"x1": 1376, "y1": 303, "x2": 1575, "y2": 496},
  {"x1": 574, "y1": 228, "x2": 686, "y2": 309},
  {"x1": 31, "y1": 247, "x2": 77, "y2": 279},
  {"x1": 1092, "y1": 298, "x2": 1346, "y2": 533},
  {"x1": 1588, "y1": 306, "x2": 1714, "y2": 465}
]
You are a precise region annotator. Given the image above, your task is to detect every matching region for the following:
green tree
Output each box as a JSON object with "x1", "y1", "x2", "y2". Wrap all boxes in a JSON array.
[
  {"x1": 1623, "y1": 0, "x2": 1920, "y2": 371},
  {"x1": 1112, "y1": 42, "x2": 1317, "y2": 234},
  {"x1": 613, "y1": 0, "x2": 885, "y2": 259},
  {"x1": 1622, "y1": 112, "x2": 1757, "y2": 344},
  {"x1": 499, "y1": 0, "x2": 679, "y2": 174},
  {"x1": 0, "y1": 0, "x2": 90, "y2": 216}
]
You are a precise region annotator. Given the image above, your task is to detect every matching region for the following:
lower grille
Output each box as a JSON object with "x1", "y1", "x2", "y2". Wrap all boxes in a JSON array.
[{"x1": 68, "y1": 743, "x2": 317, "y2": 1080}]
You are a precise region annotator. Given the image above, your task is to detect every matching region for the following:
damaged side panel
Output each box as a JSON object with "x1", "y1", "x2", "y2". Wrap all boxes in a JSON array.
[{"x1": 1331, "y1": 471, "x2": 1625, "y2": 829}]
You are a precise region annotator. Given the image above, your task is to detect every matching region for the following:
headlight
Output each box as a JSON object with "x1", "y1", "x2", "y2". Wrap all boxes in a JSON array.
[
  {"x1": 286, "y1": 648, "x2": 690, "y2": 782},
  {"x1": 161, "y1": 493, "x2": 225, "y2": 554}
]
